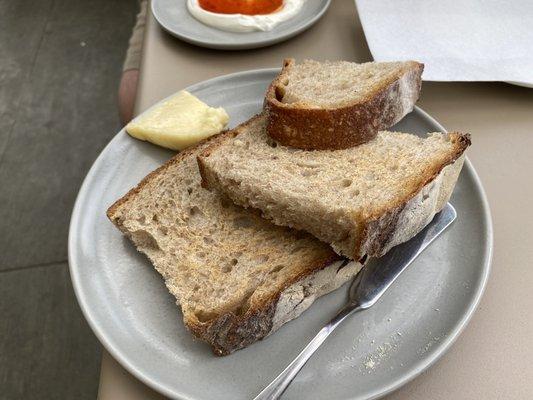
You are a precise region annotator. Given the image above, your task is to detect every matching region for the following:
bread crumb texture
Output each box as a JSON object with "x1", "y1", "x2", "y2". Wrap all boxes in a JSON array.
[
  {"x1": 107, "y1": 139, "x2": 340, "y2": 340},
  {"x1": 279, "y1": 60, "x2": 420, "y2": 108},
  {"x1": 199, "y1": 114, "x2": 470, "y2": 259}
]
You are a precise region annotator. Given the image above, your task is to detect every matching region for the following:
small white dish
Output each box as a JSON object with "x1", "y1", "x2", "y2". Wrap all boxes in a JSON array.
[{"x1": 151, "y1": 0, "x2": 331, "y2": 50}]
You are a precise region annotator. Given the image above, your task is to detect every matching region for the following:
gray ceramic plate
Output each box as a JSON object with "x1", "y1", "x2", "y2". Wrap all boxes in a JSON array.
[
  {"x1": 151, "y1": 0, "x2": 331, "y2": 50},
  {"x1": 507, "y1": 81, "x2": 533, "y2": 88},
  {"x1": 69, "y1": 69, "x2": 492, "y2": 400}
]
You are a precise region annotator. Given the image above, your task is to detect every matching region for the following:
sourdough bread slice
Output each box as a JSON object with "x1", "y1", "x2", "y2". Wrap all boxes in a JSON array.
[
  {"x1": 264, "y1": 59, "x2": 424, "y2": 150},
  {"x1": 107, "y1": 136, "x2": 362, "y2": 355},
  {"x1": 198, "y1": 114, "x2": 470, "y2": 260}
]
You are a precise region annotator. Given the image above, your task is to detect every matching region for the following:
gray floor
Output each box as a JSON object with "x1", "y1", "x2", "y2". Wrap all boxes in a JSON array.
[{"x1": 0, "y1": 0, "x2": 138, "y2": 398}]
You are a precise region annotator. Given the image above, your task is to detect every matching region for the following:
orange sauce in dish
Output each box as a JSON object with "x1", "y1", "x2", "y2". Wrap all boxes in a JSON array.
[{"x1": 198, "y1": 0, "x2": 283, "y2": 15}]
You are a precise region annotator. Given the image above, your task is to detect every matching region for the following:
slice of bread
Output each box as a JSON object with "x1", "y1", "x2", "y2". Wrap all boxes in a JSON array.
[
  {"x1": 107, "y1": 137, "x2": 362, "y2": 355},
  {"x1": 198, "y1": 114, "x2": 470, "y2": 260},
  {"x1": 264, "y1": 59, "x2": 424, "y2": 150}
]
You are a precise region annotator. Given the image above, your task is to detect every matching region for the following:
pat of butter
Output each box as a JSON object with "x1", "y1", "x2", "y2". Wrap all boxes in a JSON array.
[{"x1": 126, "y1": 90, "x2": 229, "y2": 151}]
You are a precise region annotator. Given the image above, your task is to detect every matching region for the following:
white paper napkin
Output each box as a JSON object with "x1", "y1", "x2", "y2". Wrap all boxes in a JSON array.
[{"x1": 355, "y1": 0, "x2": 533, "y2": 84}]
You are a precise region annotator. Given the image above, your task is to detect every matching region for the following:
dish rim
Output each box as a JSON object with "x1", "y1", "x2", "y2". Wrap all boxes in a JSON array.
[{"x1": 151, "y1": 0, "x2": 332, "y2": 50}]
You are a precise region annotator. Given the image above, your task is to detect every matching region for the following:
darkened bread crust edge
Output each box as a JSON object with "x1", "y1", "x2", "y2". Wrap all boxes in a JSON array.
[
  {"x1": 356, "y1": 133, "x2": 471, "y2": 258},
  {"x1": 185, "y1": 251, "x2": 342, "y2": 355},
  {"x1": 264, "y1": 59, "x2": 424, "y2": 150},
  {"x1": 107, "y1": 126, "x2": 344, "y2": 355}
]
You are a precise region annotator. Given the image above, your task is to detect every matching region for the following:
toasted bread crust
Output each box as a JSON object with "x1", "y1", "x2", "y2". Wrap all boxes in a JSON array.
[
  {"x1": 356, "y1": 134, "x2": 470, "y2": 258},
  {"x1": 108, "y1": 128, "x2": 356, "y2": 356},
  {"x1": 264, "y1": 59, "x2": 424, "y2": 150},
  {"x1": 186, "y1": 252, "x2": 344, "y2": 355}
]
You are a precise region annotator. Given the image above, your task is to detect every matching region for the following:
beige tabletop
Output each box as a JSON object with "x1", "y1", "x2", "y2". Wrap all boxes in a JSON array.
[{"x1": 98, "y1": 2, "x2": 533, "y2": 399}]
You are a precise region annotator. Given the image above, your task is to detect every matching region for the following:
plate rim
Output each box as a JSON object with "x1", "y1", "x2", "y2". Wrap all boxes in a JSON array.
[
  {"x1": 151, "y1": 0, "x2": 332, "y2": 50},
  {"x1": 68, "y1": 68, "x2": 493, "y2": 400},
  {"x1": 506, "y1": 81, "x2": 533, "y2": 88}
]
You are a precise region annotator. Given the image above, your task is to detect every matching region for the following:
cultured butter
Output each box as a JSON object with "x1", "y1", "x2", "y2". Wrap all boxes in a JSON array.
[{"x1": 126, "y1": 90, "x2": 229, "y2": 151}]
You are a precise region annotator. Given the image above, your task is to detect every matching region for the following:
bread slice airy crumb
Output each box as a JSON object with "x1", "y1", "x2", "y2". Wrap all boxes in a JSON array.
[
  {"x1": 198, "y1": 114, "x2": 470, "y2": 260},
  {"x1": 107, "y1": 137, "x2": 362, "y2": 355},
  {"x1": 264, "y1": 59, "x2": 424, "y2": 150}
]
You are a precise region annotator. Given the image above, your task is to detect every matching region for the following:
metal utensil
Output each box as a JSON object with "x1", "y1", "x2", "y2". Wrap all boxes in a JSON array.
[{"x1": 254, "y1": 203, "x2": 457, "y2": 400}]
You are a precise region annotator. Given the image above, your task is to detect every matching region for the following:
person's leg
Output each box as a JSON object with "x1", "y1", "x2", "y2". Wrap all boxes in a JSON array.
[
  {"x1": 118, "y1": 69, "x2": 140, "y2": 124},
  {"x1": 118, "y1": 0, "x2": 148, "y2": 125}
]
